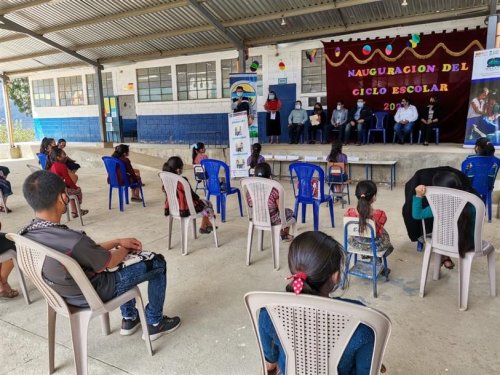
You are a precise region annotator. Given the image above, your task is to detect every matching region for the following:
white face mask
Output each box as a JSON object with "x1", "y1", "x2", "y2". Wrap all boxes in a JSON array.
[
  {"x1": 295, "y1": 104, "x2": 301, "y2": 110},
  {"x1": 269, "y1": 94, "x2": 275, "y2": 100},
  {"x1": 336, "y1": 105, "x2": 341, "y2": 110}
]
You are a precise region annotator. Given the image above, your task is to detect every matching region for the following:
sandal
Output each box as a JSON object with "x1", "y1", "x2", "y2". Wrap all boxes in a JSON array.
[
  {"x1": 131, "y1": 197, "x2": 143, "y2": 202},
  {"x1": 199, "y1": 227, "x2": 211, "y2": 234},
  {"x1": 72, "y1": 209, "x2": 89, "y2": 218},
  {"x1": 0, "y1": 288, "x2": 19, "y2": 298},
  {"x1": 0, "y1": 206, "x2": 12, "y2": 213},
  {"x1": 441, "y1": 257, "x2": 455, "y2": 270},
  {"x1": 280, "y1": 234, "x2": 294, "y2": 242}
]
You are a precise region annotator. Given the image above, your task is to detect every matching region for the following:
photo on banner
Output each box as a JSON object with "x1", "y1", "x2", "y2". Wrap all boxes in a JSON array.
[
  {"x1": 229, "y1": 73, "x2": 258, "y2": 141},
  {"x1": 464, "y1": 48, "x2": 500, "y2": 147},
  {"x1": 228, "y1": 111, "x2": 251, "y2": 178}
]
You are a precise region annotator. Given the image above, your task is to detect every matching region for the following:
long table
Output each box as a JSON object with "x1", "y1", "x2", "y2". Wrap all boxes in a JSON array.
[{"x1": 348, "y1": 160, "x2": 397, "y2": 190}]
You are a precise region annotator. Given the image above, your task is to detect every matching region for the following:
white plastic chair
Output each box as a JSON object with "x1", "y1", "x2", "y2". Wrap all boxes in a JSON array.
[
  {"x1": 241, "y1": 177, "x2": 296, "y2": 270},
  {"x1": 0, "y1": 249, "x2": 30, "y2": 304},
  {"x1": 343, "y1": 218, "x2": 390, "y2": 298},
  {"x1": 244, "y1": 291, "x2": 391, "y2": 375},
  {"x1": 27, "y1": 163, "x2": 42, "y2": 173},
  {"x1": 159, "y1": 171, "x2": 218, "y2": 256},
  {"x1": 419, "y1": 187, "x2": 496, "y2": 311},
  {"x1": 6, "y1": 233, "x2": 153, "y2": 375},
  {"x1": 65, "y1": 191, "x2": 84, "y2": 226}
]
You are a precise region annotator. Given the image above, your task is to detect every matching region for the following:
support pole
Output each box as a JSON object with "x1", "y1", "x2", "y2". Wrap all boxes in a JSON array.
[
  {"x1": 238, "y1": 49, "x2": 246, "y2": 73},
  {"x1": 1, "y1": 76, "x2": 14, "y2": 147},
  {"x1": 486, "y1": 0, "x2": 498, "y2": 49},
  {"x1": 94, "y1": 65, "x2": 110, "y2": 146}
]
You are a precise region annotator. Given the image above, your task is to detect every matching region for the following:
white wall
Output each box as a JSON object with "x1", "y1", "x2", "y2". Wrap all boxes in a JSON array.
[{"x1": 27, "y1": 16, "x2": 485, "y2": 119}]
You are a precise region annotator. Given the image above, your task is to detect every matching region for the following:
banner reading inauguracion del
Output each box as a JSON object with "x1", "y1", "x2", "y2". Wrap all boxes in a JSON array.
[{"x1": 324, "y1": 28, "x2": 486, "y2": 143}]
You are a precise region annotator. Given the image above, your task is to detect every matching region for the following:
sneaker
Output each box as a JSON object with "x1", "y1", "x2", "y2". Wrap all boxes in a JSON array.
[
  {"x1": 144, "y1": 316, "x2": 181, "y2": 341},
  {"x1": 120, "y1": 316, "x2": 141, "y2": 336}
]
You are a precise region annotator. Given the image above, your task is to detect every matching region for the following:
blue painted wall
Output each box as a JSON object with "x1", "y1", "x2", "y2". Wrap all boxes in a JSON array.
[{"x1": 34, "y1": 117, "x2": 100, "y2": 142}]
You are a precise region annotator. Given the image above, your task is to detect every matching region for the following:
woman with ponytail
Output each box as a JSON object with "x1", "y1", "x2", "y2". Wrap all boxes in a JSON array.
[
  {"x1": 258, "y1": 231, "x2": 377, "y2": 375},
  {"x1": 344, "y1": 180, "x2": 394, "y2": 260},
  {"x1": 192, "y1": 142, "x2": 207, "y2": 165},
  {"x1": 246, "y1": 143, "x2": 265, "y2": 168}
]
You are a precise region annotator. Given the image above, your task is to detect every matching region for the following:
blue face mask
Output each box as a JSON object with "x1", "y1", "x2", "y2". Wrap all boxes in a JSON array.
[
  {"x1": 357, "y1": 102, "x2": 363, "y2": 108},
  {"x1": 236, "y1": 91, "x2": 243, "y2": 97}
]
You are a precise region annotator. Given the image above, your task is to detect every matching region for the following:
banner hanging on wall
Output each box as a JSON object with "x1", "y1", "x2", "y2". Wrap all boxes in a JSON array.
[
  {"x1": 324, "y1": 28, "x2": 486, "y2": 143},
  {"x1": 464, "y1": 48, "x2": 500, "y2": 147},
  {"x1": 229, "y1": 73, "x2": 258, "y2": 141},
  {"x1": 228, "y1": 111, "x2": 251, "y2": 178}
]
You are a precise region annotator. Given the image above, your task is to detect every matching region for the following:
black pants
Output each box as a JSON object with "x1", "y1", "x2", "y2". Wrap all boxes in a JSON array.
[
  {"x1": 421, "y1": 124, "x2": 438, "y2": 143},
  {"x1": 0, "y1": 233, "x2": 15, "y2": 255},
  {"x1": 288, "y1": 123, "x2": 304, "y2": 144},
  {"x1": 308, "y1": 124, "x2": 324, "y2": 143}
]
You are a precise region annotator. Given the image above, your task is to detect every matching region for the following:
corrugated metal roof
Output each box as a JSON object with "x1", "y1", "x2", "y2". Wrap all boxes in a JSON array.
[{"x1": 0, "y1": 0, "x2": 494, "y2": 75}]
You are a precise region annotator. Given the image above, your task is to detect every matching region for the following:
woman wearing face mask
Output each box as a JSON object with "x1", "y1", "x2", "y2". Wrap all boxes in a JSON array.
[
  {"x1": 419, "y1": 96, "x2": 441, "y2": 146},
  {"x1": 308, "y1": 102, "x2": 327, "y2": 144},
  {"x1": 288, "y1": 100, "x2": 308, "y2": 144},
  {"x1": 347, "y1": 99, "x2": 373, "y2": 146},
  {"x1": 264, "y1": 91, "x2": 282, "y2": 144},
  {"x1": 330, "y1": 100, "x2": 349, "y2": 143}
]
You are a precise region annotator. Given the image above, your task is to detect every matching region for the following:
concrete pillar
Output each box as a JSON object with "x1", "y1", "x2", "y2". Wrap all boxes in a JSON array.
[
  {"x1": 238, "y1": 49, "x2": 246, "y2": 73},
  {"x1": 95, "y1": 66, "x2": 112, "y2": 147},
  {"x1": 1, "y1": 78, "x2": 14, "y2": 147}
]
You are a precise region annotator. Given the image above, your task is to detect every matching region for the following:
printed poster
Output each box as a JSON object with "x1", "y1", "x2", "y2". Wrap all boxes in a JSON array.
[
  {"x1": 228, "y1": 111, "x2": 251, "y2": 178},
  {"x1": 229, "y1": 73, "x2": 258, "y2": 141}
]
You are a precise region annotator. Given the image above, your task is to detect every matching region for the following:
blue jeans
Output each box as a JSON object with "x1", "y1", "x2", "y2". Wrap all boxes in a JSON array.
[
  {"x1": 113, "y1": 255, "x2": 167, "y2": 325},
  {"x1": 394, "y1": 121, "x2": 414, "y2": 143}
]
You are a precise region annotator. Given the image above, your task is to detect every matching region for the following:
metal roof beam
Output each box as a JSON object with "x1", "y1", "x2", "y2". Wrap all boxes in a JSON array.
[
  {"x1": 248, "y1": 6, "x2": 490, "y2": 46},
  {"x1": 187, "y1": 0, "x2": 244, "y2": 49},
  {"x1": 5, "y1": 62, "x2": 88, "y2": 77},
  {"x1": 0, "y1": 0, "x2": 52, "y2": 15},
  {"x1": 221, "y1": 0, "x2": 382, "y2": 28},
  {"x1": 0, "y1": 15, "x2": 101, "y2": 67}
]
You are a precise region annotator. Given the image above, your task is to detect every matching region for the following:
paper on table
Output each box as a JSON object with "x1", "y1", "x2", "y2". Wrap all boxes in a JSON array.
[
  {"x1": 309, "y1": 114, "x2": 319, "y2": 126},
  {"x1": 348, "y1": 156, "x2": 360, "y2": 161}
]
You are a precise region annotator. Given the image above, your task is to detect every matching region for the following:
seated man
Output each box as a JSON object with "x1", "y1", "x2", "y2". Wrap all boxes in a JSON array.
[
  {"x1": 20, "y1": 170, "x2": 180, "y2": 341},
  {"x1": 394, "y1": 97, "x2": 418, "y2": 144},
  {"x1": 346, "y1": 98, "x2": 372, "y2": 145},
  {"x1": 287, "y1": 100, "x2": 308, "y2": 144}
]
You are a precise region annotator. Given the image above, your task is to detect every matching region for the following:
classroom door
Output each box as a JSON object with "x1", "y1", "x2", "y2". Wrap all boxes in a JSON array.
[{"x1": 269, "y1": 83, "x2": 296, "y2": 143}]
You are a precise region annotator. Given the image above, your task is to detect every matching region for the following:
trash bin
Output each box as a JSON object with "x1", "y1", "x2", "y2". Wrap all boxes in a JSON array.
[{"x1": 9, "y1": 145, "x2": 22, "y2": 159}]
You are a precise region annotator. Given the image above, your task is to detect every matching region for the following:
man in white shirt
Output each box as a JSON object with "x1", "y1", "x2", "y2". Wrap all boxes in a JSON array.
[{"x1": 394, "y1": 97, "x2": 418, "y2": 144}]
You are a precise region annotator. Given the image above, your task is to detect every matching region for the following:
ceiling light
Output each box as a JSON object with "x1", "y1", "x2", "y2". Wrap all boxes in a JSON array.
[
  {"x1": 280, "y1": 16, "x2": 286, "y2": 26},
  {"x1": 401, "y1": 0, "x2": 408, "y2": 6}
]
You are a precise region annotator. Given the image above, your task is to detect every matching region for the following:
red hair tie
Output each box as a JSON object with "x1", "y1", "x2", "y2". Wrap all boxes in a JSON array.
[{"x1": 287, "y1": 272, "x2": 308, "y2": 295}]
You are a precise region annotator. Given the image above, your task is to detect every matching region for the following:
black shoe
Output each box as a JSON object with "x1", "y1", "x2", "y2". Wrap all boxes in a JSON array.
[
  {"x1": 144, "y1": 316, "x2": 181, "y2": 341},
  {"x1": 120, "y1": 316, "x2": 141, "y2": 336},
  {"x1": 199, "y1": 227, "x2": 211, "y2": 234}
]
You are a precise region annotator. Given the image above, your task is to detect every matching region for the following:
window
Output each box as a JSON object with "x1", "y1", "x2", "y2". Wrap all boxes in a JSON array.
[
  {"x1": 86, "y1": 72, "x2": 114, "y2": 104},
  {"x1": 31, "y1": 79, "x2": 56, "y2": 107},
  {"x1": 177, "y1": 61, "x2": 216, "y2": 100},
  {"x1": 221, "y1": 56, "x2": 263, "y2": 98},
  {"x1": 136, "y1": 66, "x2": 172, "y2": 102},
  {"x1": 57, "y1": 75, "x2": 84, "y2": 106},
  {"x1": 301, "y1": 48, "x2": 326, "y2": 93}
]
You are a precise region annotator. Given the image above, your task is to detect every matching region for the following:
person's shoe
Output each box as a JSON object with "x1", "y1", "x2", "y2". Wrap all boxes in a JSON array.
[
  {"x1": 120, "y1": 316, "x2": 141, "y2": 336},
  {"x1": 355, "y1": 142, "x2": 362, "y2": 146},
  {"x1": 144, "y1": 316, "x2": 181, "y2": 341},
  {"x1": 131, "y1": 197, "x2": 142, "y2": 202},
  {"x1": 423, "y1": 142, "x2": 429, "y2": 146},
  {"x1": 199, "y1": 227, "x2": 211, "y2": 234}
]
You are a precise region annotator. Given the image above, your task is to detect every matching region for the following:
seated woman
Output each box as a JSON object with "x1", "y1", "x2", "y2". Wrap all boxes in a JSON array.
[
  {"x1": 0, "y1": 166, "x2": 13, "y2": 212},
  {"x1": 246, "y1": 162, "x2": 295, "y2": 241},
  {"x1": 162, "y1": 156, "x2": 215, "y2": 234},
  {"x1": 246, "y1": 143, "x2": 265, "y2": 169},
  {"x1": 111, "y1": 144, "x2": 143, "y2": 202},
  {"x1": 192, "y1": 142, "x2": 208, "y2": 165},
  {"x1": 49, "y1": 148, "x2": 89, "y2": 218},
  {"x1": 259, "y1": 231, "x2": 378, "y2": 375},
  {"x1": 0, "y1": 221, "x2": 19, "y2": 298},
  {"x1": 57, "y1": 138, "x2": 81, "y2": 172},
  {"x1": 39, "y1": 137, "x2": 56, "y2": 169},
  {"x1": 326, "y1": 141, "x2": 349, "y2": 202}
]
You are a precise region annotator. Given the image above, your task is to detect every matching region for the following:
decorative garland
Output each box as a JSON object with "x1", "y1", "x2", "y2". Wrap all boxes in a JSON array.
[{"x1": 325, "y1": 40, "x2": 484, "y2": 67}]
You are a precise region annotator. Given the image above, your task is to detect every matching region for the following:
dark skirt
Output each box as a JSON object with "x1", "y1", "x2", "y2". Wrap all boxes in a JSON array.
[
  {"x1": 266, "y1": 111, "x2": 281, "y2": 136},
  {"x1": 0, "y1": 179, "x2": 13, "y2": 198},
  {"x1": 0, "y1": 233, "x2": 15, "y2": 255}
]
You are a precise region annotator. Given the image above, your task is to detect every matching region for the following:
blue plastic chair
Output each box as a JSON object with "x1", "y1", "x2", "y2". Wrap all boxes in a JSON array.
[
  {"x1": 461, "y1": 156, "x2": 500, "y2": 223},
  {"x1": 201, "y1": 159, "x2": 243, "y2": 223},
  {"x1": 289, "y1": 162, "x2": 334, "y2": 231},
  {"x1": 102, "y1": 156, "x2": 145, "y2": 212},
  {"x1": 343, "y1": 218, "x2": 389, "y2": 298},
  {"x1": 368, "y1": 112, "x2": 388, "y2": 144},
  {"x1": 37, "y1": 153, "x2": 48, "y2": 169},
  {"x1": 417, "y1": 127, "x2": 440, "y2": 145}
]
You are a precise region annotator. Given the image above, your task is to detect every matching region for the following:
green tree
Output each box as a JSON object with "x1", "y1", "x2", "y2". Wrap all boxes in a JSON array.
[{"x1": 8, "y1": 77, "x2": 32, "y2": 117}]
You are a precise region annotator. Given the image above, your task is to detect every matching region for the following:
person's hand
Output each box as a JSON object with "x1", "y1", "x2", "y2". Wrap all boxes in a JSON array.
[
  {"x1": 288, "y1": 123, "x2": 292, "y2": 127},
  {"x1": 350, "y1": 121, "x2": 355, "y2": 126},
  {"x1": 415, "y1": 185, "x2": 426, "y2": 197},
  {"x1": 334, "y1": 124, "x2": 339, "y2": 128},
  {"x1": 118, "y1": 238, "x2": 142, "y2": 252},
  {"x1": 358, "y1": 119, "x2": 364, "y2": 124}
]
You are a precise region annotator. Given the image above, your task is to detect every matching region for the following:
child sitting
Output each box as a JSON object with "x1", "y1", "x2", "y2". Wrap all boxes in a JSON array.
[
  {"x1": 246, "y1": 162, "x2": 295, "y2": 241},
  {"x1": 259, "y1": 231, "x2": 378, "y2": 375},
  {"x1": 344, "y1": 180, "x2": 393, "y2": 262},
  {"x1": 192, "y1": 142, "x2": 208, "y2": 165},
  {"x1": 57, "y1": 138, "x2": 81, "y2": 172},
  {"x1": 326, "y1": 141, "x2": 349, "y2": 201},
  {"x1": 163, "y1": 156, "x2": 215, "y2": 234},
  {"x1": 247, "y1": 143, "x2": 265, "y2": 168}
]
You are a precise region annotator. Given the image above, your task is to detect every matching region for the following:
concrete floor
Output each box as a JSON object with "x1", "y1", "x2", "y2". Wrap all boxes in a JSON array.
[{"x1": 0, "y1": 152, "x2": 499, "y2": 375}]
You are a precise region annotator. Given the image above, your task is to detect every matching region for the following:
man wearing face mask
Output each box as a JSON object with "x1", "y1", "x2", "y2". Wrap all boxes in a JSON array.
[
  {"x1": 231, "y1": 86, "x2": 250, "y2": 115},
  {"x1": 394, "y1": 97, "x2": 419, "y2": 145},
  {"x1": 330, "y1": 101, "x2": 349, "y2": 143},
  {"x1": 287, "y1": 100, "x2": 308, "y2": 144},
  {"x1": 346, "y1": 99, "x2": 373, "y2": 146}
]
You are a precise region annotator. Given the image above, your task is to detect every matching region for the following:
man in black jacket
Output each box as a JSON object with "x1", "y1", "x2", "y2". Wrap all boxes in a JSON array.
[{"x1": 346, "y1": 98, "x2": 373, "y2": 145}]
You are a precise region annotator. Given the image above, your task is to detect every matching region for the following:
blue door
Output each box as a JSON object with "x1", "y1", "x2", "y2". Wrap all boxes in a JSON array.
[{"x1": 265, "y1": 84, "x2": 296, "y2": 144}]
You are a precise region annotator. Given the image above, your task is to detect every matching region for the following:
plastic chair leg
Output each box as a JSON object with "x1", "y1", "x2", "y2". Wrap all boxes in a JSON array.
[
  {"x1": 124, "y1": 186, "x2": 130, "y2": 205},
  {"x1": 100, "y1": 313, "x2": 111, "y2": 335},
  {"x1": 192, "y1": 218, "x2": 198, "y2": 240},
  {"x1": 487, "y1": 192, "x2": 492, "y2": 223},
  {"x1": 68, "y1": 310, "x2": 92, "y2": 375},
  {"x1": 135, "y1": 291, "x2": 153, "y2": 356},
  {"x1": 432, "y1": 253, "x2": 442, "y2": 281},
  {"x1": 328, "y1": 199, "x2": 335, "y2": 228},
  {"x1": 167, "y1": 216, "x2": 173, "y2": 250},
  {"x1": 458, "y1": 255, "x2": 473, "y2": 311},
  {"x1": 108, "y1": 187, "x2": 112, "y2": 210},
  {"x1": 180, "y1": 219, "x2": 189, "y2": 256},
  {"x1": 301, "y1": 203, "x2": 306, "y2": 224},
  {"x1": 210, "y1": 216, "x2": 219, "y2": 248},
  {"x1": 372, "y1": 256, "x2": 378, "y2": 298},
  {"x1": 487, "y1": 251, "x2": 496, "y2": 297},
  {"x1": 139, "y1": 186, "x2": 146, "y2": 207},
  {"x1": 246, "y1": 222, "x2": 254, "y2": 266},
  {"x1": 313, "y1": 203, "x2": 319, "y2": 231},
  {"x1": 271, "y1": 226, "x2": 281, "y2": 271},
  {"x1": 293, "y1": 199, "x2": 299, "y2": 220},
  {"x1": 118, "y1": 187, "x2": 124, "y2": 212},
  {"x1": 221, "y1": 195, "x2": 227, "y2": 223},
  {"x1": 257, "y1": 229, "x2": 264, "y2": 252},
  {"x1": 48, "y1": 305, "x2": 56, "y2": 374},
  {"x1": 216, "y1": 196, "x2": 221, "y2": 214},
  {"x1": 237, "y1": 190, "x2": 243, "y2": 217},
  {"x1": 383, "y1": 256, "x2": 389, "y2": 281},
  {"x1": 419, "y1": 244, "x2": 432, "y2": 298},
  {"x1": 12, "y1": 256, "x2": 30, "y2": 305}
]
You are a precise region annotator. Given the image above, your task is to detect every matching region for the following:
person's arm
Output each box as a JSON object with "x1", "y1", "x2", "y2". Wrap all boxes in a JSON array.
[
  {"x1": 340, "y1": 110, "x2": 349, "y2": 126},
  {"x1": 470, "y1": 99, "x2": 482, "y2": 115},
  {"x1": 301, "y1": 109, "x2": 308, "y2": 124},
  {"x1": 409, "y1": 106, "x2": 419, "y2": 122},
  {"x1": 433, "y1": 106, "x2": 441, "y2": 123},
  {"x1": 124, "y1": 158, "x2": 139, "y2": 182},
  {"x1": 412, "y1": 195, "x2": 433, "y2": 220},
  {"x1": 288, "y1": 110, "x2": 293, "y2": 124},
  {"x1": 331, "y1": 111, "x2": 336, "y2": 126},
  {"x1": 394, "y1": 108, "x2": 401, "y2": 123},
  {"x1": 57, "y1": 163, "x2": 78, "y2": 189}
]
